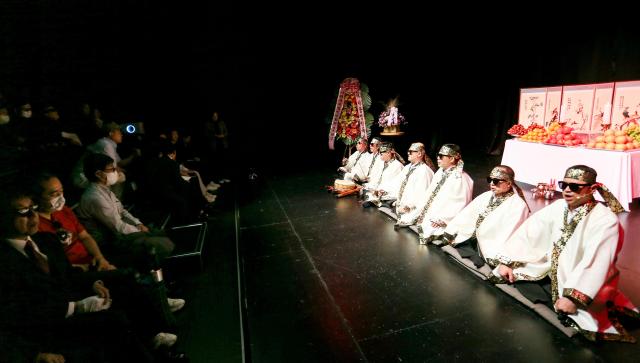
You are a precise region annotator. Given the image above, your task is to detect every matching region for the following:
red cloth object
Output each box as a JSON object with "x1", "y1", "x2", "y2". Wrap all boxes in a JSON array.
[{"x1": 38, "y1": 206, "x2": 92, "y2": 265}]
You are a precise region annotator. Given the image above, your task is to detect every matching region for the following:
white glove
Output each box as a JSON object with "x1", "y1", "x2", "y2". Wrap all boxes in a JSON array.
[{"x1": 75, "y1": 295, "x2": 112, "y2": 314}]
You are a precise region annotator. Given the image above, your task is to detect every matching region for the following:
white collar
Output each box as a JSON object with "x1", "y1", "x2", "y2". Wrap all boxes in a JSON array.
[{"x1": 6, "y1": 236, "x2": 43, "y2": 258}]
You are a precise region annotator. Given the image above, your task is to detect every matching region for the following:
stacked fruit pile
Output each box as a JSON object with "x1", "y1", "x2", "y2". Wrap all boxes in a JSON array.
[
  {"x1": 586, "y1": 127, "x2": 640, "y2": 151},
  {"x1": 627, "y1": 123, "x2": 640, "y2": 144},
  {"x1": 518, "y1": 124, "x2": 548, "y2": 142},
  {"x1": 543, "y1": 125, "x2": 586, "y2": 146},
  {"x1": 507, "y1": 124, "x2": 527, "y2": 136}
]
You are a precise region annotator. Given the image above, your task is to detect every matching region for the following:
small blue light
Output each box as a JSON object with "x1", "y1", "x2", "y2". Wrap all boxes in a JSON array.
[{"x1": 125, "y1": 124, "x2": 136, "y2": 134}]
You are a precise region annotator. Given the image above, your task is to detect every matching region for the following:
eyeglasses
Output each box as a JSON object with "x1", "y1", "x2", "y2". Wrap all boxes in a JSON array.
[
  {"x1": 15, "y1": 204, "x2": 38, "y2": 217},
  {"x1": 408, "y1": 150, "x2": 418, "y2": 154},
  {"x1": 558, "y1": 181, "x2": 592, "y2": 192},
  {"x1": 486, "y1": 177, "x2": 506, "y2": 185},
  {"x1": 437, "y1": 154, "x2": 446, "y2": 158}
]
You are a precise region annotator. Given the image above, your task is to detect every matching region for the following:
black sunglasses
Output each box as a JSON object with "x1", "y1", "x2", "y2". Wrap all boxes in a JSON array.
[
  {"x1": 486, "y1": 177, "x2": 506, "y2": 185},
  {"x1": 16, "y1": 204, "x2": 38, "y2": 217},
  {"x1": 437, "y1": 153, "x2": 448, "y2": 158},
  {"x1": 558, "y1": 181, "x2": 592, "y2": 192}
]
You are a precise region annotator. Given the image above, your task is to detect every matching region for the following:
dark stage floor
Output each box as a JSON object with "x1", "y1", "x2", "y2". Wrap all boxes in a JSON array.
[
  {"x1": 233, "y1": 153, "x2": 640, "y2": 363},
  {"x1": 173, "y1": 152, "x2": 640, "y2": 362}
]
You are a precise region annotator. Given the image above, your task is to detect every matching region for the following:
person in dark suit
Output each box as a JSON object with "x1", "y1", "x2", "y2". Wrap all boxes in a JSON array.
[{"x1": 0, "y1": 185, "x2": 157, "y2": 362}]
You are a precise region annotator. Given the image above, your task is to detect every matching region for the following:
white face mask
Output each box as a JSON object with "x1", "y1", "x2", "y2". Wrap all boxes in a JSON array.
[
  {"x1": 21, "y1": 110, "x2": 32, "y2": 119},
  {"x1": 106, "y1": 170, "x2": 119, "y2": 186},
  {"x1": 50, "y1": 195, "x2": 66, "y2": 211},
  {"x1": 0, "y1": 115, "x2": 10, "y2": 124}
]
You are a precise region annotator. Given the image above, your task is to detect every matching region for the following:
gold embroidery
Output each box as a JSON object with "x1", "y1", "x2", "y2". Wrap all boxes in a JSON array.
[
  {"x1": 562, "y1": 288, "x2": 592, "y2": 308},
  {"x1": 550, "y1": 202, "x2": 596, "y2": 303},
  {"x1": 489, "y1": 168, "x2": 512, "y2": 181},
  {"x1": 561, "y1": 312, "x2": 637, "y2": 343},
  {"x1": 353, "y1": 151, "x2": 364, "y2": 166},
  {"x1": 374, "y1": 161, "x2": 390, "y2": 187},
  {"x1": 471, "y1": 192, "x2": 513, "y2": 239},
  {"x1": 397, "y1": 163, "x2": 422, "y2": 207},
  {"x1": 366, "y1": 154, "x2": 378, "y2": 177},
  {"x1": 495, "y1": 255, "x2": 526, "y2": 269},
  {"x1": 413, "y1": 170, "x2": 452, "y2": 226},
  {"x1": 485, "y1": 258, "x2": 500, "y2": 268},
  {"x1": 439, "y1": 145, "x2": 459, "y2": 157},
  {"x1": 564, "y1": 167, "x2": 596, "y2": 183},
  {"x1": 514, "y1": 272, "x2": 546, "y2": 281}
]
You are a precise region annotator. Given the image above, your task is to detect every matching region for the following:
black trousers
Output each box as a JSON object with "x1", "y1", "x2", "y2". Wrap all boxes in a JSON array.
[
  {"x1": 454, "y1": 237, "x2": 486, "y2": 268},
  {"x1": 514, "y1": 276, "x2": 553, "y2": 308}
]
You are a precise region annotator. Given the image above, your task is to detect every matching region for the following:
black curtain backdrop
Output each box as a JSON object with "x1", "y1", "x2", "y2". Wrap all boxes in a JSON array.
[{"x1": 3, "y1": 3, "x2": 640, "y2": 174}]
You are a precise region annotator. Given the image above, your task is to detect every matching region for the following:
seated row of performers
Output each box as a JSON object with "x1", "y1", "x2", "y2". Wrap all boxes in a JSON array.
[{"x1": 337, "y1": 137, "x2": 639, "y2": 343}]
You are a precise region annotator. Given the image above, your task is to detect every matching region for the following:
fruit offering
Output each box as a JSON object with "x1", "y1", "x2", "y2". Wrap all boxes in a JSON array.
[
  {"x1": 518, "y1": 124, "x2": 548, "y2": 142},
  {"x1": 586, "y1": 128, "x2": 640, "y2": 151},
  {"x1": 627, "y1": 123, "x2": 640, "y2": 143},
  {"x1": 507, "y1": 124, "x2": 527, "y2": 136},
  {"x1": 547, "y1": 121, "x2": 561, "y2": 134},
  {"x1": 543, "y1": 126, "x2": 586, "y2": 146}
]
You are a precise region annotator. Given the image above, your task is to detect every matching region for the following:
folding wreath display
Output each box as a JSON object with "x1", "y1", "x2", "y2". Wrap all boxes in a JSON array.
[{"x1": 328, "y1": 78, "x2": 373, "y2": 150}]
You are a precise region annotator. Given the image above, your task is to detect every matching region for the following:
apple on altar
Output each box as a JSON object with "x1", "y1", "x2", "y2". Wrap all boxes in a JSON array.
[{"x1": 543, "y1": 126, "x2": 586, "y2": 146}]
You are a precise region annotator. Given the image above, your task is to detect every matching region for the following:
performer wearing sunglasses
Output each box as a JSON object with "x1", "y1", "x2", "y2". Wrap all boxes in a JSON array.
[
  {"x1": 361, "y1": 143, "x2": 404, "y2": 208},
  {"x1": 492, "y1": 165, "x2": 638, "y2": 342},
  {"x1": 395, "y1": 144, "x2": 473, "y2": 245},
  {"x1": 441, "y1": 165, "x2": 530, "y2": 268}
]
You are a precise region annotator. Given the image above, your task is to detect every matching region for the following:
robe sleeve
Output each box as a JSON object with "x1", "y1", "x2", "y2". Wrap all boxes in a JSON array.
[
  {"x1": 562, "y1": 213, "x2": 619, "y2": 304},
  {"x1": 445, "y1": 192, "x2": 487, "y2": 243},
  {"x1": 434, "y1": 173, "x2": 474, "y2": 224}
]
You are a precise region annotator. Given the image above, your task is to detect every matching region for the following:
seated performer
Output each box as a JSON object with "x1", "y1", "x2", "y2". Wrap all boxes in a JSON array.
[
  {"x1": 362, "y1": 142, "x2": 403, "y2": 208},
  {"x1": 493, "y1": 165, "x2": 638, "y2": 342},
  {"x1": 396, "y1": 144, "x2": 473, "y2": 244},
  {"x1": 380, "y1": 142, "x2": 434, "y2": 215},
  {"x1": 442, "y1": 165, "x2": 529, "y2": 267},
  {"x1": 345, "y1": 137, "x2": 381, "y2": 183},
  {"x1": 338, "y1": 137, "x2": 369, "y2": 174}
]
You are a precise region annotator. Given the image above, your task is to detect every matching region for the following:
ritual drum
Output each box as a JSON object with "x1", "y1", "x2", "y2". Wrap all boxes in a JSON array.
[{"x1": 334, "y1": 179, "x2": 356, "y2": 192}]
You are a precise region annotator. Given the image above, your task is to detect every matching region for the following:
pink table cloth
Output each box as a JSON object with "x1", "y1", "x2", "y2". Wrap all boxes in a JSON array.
[{"x1": 501, "y1": 139, "x2": 640, "y2": 211}]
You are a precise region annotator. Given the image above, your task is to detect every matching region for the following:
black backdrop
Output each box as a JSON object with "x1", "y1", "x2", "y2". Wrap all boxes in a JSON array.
[{"x1": 3, "y1": 2, "x2": 640, "y2": 172}]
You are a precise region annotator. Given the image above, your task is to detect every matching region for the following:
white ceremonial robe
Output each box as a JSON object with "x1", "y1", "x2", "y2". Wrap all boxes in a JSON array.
[
  {"x1": 397, "y1": 167, "x2": 473, "y2": 236},
  {"x1": 363, "y1": 159, "x2": 403, "y2": 202},
  {"x1": 343, "y1": 150, "x2": 368, "y2": 173},
  {"x1": 381, "y1": 162, "x2": 433, "y2": 205},
  {"x1": 493, "y1": 200, "x2": 638, "y2": 337},
  {"x1": 345, "y1": 152, "x2": 377, "y2": 182},
  {"x1": 445, "y1": 191, "x2": 529, "y2": 263}
]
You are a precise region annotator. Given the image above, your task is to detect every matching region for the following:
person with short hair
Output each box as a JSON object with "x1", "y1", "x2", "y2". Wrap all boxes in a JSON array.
[
  {"x1": 76, "y1": 153, "x2": 175, "y2": 270},
  {"x1": 396, "y1": 144, "x2": 473, "y2": 245},
  {"x1": 493, "y1": 165, "x2": 638, "y2": 342},
  {"x1": 442, "y1": 165, "x2": 529, "y2": 268},
  {"x1": 0, "y1": 187, "x2": 159, "y2": 362},
  {"x1": 33, "y1": 172, "x2": 116, "y2": 272}
]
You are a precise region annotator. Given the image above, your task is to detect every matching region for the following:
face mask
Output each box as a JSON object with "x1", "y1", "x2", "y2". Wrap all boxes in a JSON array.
[
  {"x1": 21, "y1": 110, "x2": 32, "y2": 119},
  {"x1": 0, "y1": 115, "x2": 10, "y2": 124},
  {"x1": 50, "y1": 195, "x2": 66, "y2": 212},
  {"x1": 106, "y1": 170, "x2": 119, "y2": 186}
]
